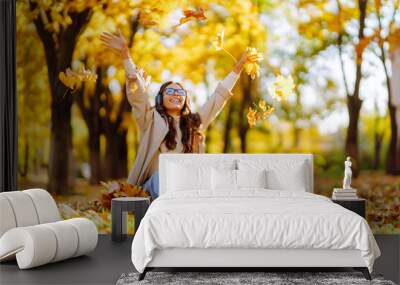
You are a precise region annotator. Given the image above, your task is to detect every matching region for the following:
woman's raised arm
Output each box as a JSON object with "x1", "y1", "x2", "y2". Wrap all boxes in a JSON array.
[
  {"x1": 198, "y1": 51, "x2": 254, "y2": 129},
  {"x1": 100, "y1": 30, "x2": 153, "y2": 132}
]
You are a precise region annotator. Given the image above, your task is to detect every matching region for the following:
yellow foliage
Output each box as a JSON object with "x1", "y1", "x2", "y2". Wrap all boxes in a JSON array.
[
  {"x1": 247, "y1": 99, "x2": 274, "y2": 128},
  {"x1": 161, "y1": 0, "x2": 267, "y2": 82},
  {"x1": 100, "y1": 181, "x2": 150, "y2": 209},
  {"x1": 355, "y1": 29, "x2": 380, "y2": 64},
  {"x1": 298, "y1": 0, "x2": 358, "y2": 39},
  {"x1": 178, "y1": 7, "x2": 207, "y2": 26},
  {"x1": 243, "y1": 47, "x2": 263, "y2": 80},
  {"x1": 268, "y1": 75, "x2": 295, "y2": 102},
  {"x1": 31, "y1": 0, "x2": 98, "y2": 34},
  {"x1": 59, "y1": 67, "x2": 97, "y2": 90},
  {"x1": 389, "y1": 28, "x2": 400, "y2": 52},
  {"x1": 213, "y1": 29, "x2": 224, "y2": 51},
  {"x1": 247, "y1": 106, "x2": 257, "y2": 128}
]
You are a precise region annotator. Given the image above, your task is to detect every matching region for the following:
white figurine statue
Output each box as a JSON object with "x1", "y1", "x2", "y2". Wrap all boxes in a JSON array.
[{"x1": 343, "y1": 156, "x2": 352, "y2": 189}]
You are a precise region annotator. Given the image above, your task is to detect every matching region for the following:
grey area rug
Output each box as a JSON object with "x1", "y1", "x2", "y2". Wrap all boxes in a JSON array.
[{"x1": 116, "y1": 272, "x2": 395, "y2": 285}]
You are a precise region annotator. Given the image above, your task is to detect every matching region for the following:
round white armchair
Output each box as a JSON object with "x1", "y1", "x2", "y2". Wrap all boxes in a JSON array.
[{"x1": 0, "y1": 189, "x2": 98, "y2": 269}]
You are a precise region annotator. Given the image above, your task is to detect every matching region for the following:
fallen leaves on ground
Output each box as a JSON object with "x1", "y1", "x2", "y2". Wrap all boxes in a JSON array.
[{"x1": 99, "y1": 180, "x2": 150, "y2": 210}]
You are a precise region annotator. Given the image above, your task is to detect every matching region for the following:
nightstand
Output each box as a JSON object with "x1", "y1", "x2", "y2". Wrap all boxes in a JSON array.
[
  {"x1": 332, "y1": 198, "x2": 366, "y2": 218},
  {"x1": 111, "y1": 197, "x2": 150, "y2": 242}
]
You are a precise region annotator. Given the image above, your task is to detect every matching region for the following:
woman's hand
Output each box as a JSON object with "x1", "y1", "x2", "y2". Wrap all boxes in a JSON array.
[
  {"x1": 232, "y1": 50, "x2": 259, "y2": 75},
  {"x1": 100, "y1": 30, "x2": 130, "y2": 59}
]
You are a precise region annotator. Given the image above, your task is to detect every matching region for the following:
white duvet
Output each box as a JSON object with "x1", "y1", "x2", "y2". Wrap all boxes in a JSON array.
[{"x1": 131, "y1": 190, "x2": 380, "y2": 273}]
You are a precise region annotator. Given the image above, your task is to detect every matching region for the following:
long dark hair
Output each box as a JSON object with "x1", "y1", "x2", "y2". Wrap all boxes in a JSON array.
[{"x1": 155, "y1": 81, "x2": 202, "y2": 153}]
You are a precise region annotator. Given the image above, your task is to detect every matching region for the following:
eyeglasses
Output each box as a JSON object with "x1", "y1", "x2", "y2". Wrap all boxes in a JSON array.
[{"x1": 164, "y1": 87, "x2": 187, "y2": 97}]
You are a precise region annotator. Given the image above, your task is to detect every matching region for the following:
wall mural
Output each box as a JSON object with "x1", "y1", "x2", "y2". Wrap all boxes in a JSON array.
[{"x1": 17, "y1": 0, "x2": 400, "y2": 234}]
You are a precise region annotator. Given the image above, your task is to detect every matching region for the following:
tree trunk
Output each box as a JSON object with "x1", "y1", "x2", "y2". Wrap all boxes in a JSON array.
[
  {"x1": 102, "y1": 88, "x2": 131, "y2": 180},
  {"x1": 20, "y1": 137, "x2": 29, "y2": 177},
  {"x1": 205, "y1": 122, "x2": 213, "y2": 153},
  {"x1": 386, "y1": 103, "x2": 398, "y2": 174},
  {"x1": 88, "y1": 127, "x2": 102, "y2": 184},
  {"x1": 238, "y1": 77, "x2": 252, "y2": 153},
  {"x1": 31, "y1": 3, "x2": 92, "y2": 194},
  {"x1": 345, "y1": 95, "x2": 362, "y2": 176},
  {"x1": 101, "y1": 14, "x2": 139, "y2": 180},
  {"x1": 344, "y1": 0, "x2": 367, "y2": 178},
  {"x1": 48, "y1": 96, "x2": 74, "y2": 194},
  {"x1": 76, "y1": 66, "x2": 103, "y2": 184},
  {"x1": 293, "y1": 125, "x2": 301, "y2": 149},
  {"x1": 223, "y1": 103, "x2": 234, "y2": 153},
  {"x1": 104, "y1": 125, "x2": 128, "y2": 180},
  {"x1": 373, "y1": 0, "x2": 400, "y2": 174},
  {"x1": 373, "y1": 131, "x2": 383, "y2": 170},
  {"x1": 386, "y1": 47, "x2": 400, "y2": 174}
]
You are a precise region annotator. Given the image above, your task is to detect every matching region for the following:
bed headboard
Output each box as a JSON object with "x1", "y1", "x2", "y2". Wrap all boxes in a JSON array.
[{"x1": 159, "y1": 153, "x2": 314, "y2": 195}]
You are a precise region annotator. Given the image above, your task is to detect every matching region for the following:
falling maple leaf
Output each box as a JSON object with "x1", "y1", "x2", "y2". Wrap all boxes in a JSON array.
[
  {"x1": 213, "y1": 29, "x2": 224, "y2": 51},
  {"x1": 74, "y1": 67, "x2": 97, "y2": 82},
  {"x1": 212, "y1": 29, "x2": 238, "y2": 63},
  {"x1": 139, "y1": 12, "x2": 159, "y2": 27},
  {"x1": 258, "y1": 99, "x2": 266, "y2": 111},
  {"x1": 179, "y1": 7, "x2": 207, "y2": 25},
  {"x1": 243, "y1": 47, "x2": 263, "y2": 80},
  {"x1": 262, "y1": 106, "x2": 275, "y2": 119},
  {"x1": 246, "y1": 99, "x2": 274, "y2": 128},
  {"x1": 59, "y1": 67, "x2": 97, "y2": 91},
  {"x1": 247, "y1": 107, "x2": 257, "y2": 128},
  {"x1": 59, "y1": 71, "x2": 77, "y2": 90},
  {"x1": 268, "y1": 75, "x2": 295, "y2": 102}
]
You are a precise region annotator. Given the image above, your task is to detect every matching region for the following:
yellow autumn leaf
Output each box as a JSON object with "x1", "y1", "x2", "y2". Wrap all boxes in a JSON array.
[
  {"x1": 258, "y1": 99, "x2": 266, "y2": 111},
  {"x1": 59, "y1": 71, "x2": 77, "y2": 90},
  {"x1": 246, "y1": 107, "x2": 256, "y2": 128},
  {"x1": 261, "y1": 106, "x2": 274, "y2": 119},
  {"x1": 59, "y1": 67, "x2": 97, "y2": 90},
  {"x1": 74, "y1": 67, "x2": 98, "y2": 82},
  {"x1": 247, "y1": 99, "x2": 274, "y2": 128},
  {"x1": 268, "y1": 75, "x2": 295, "y2": 102},
  {"x1": 139, "y1": 12, "x2": 159, "y2": 27},
  {"x1": 244, "y1": 47, "x2": 263, "y2": 80},
  {"x1": 213, "y1": 29, "x2": 224, "y2": 51},
  {"x1": 178, "y1": 8, "x2": 207, "y2": 26}
]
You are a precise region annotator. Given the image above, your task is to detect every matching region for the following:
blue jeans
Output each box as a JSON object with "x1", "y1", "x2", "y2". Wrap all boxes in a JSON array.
[{"x1": 141, "y1": 170, "x2": 160, "y2": 199}]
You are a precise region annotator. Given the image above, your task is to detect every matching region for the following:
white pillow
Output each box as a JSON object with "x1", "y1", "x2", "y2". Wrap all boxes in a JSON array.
[
  {"x1": 266, "y1": 167, "x2": 306, "y2": 191},
  {"x1": 211, "y1": 168, "x2": 237, "y2": 190},
  {"x1": 237, "y1": 159, "x2": 308, "y2": 191},
  {"x1": 166, "y1": 162, "x2": 212, "y2": 192},
  {"x1": 236, "y1": 169, "x2": 268, "y2": 189}
]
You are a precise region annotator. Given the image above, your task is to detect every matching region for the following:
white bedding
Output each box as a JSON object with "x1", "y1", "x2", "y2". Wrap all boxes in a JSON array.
[{"x1": 131, "y1": 190, "x2": 380, "y2": 273}]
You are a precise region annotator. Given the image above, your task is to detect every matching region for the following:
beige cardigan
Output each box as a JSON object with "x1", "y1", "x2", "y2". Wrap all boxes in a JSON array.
[{"x1": 126, "y1": 73, "x2": 234, "y2": 186}]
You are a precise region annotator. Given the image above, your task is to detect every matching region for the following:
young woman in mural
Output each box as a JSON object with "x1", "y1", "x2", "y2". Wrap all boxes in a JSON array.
[{"x1": 100, "y1": 30, "x2": 255, "y2": 199}]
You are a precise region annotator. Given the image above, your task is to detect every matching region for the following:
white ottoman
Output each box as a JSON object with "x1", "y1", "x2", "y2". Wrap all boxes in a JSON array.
[{"x1": 0, "y1": 189, "x2": 98, "y2": 269}]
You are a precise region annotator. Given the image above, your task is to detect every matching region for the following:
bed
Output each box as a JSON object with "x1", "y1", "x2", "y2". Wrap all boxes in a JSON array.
[{"x1": 131, "y1": 154, "x2": 380, "y2": 281}]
